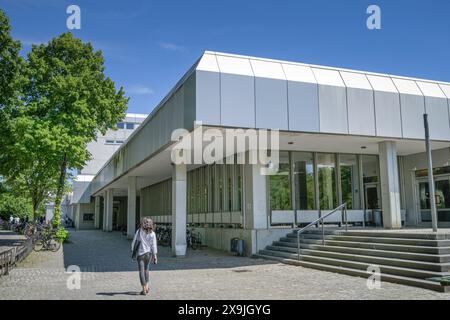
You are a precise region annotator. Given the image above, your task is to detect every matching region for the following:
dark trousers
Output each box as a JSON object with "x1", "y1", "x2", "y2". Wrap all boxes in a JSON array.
[{"x1": 137, "y1": 252, "x2": 150, "y2": 286}]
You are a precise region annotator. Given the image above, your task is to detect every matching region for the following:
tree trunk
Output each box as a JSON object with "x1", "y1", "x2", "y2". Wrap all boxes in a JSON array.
[
  {"x1": 53, "y1": 153, "x2": 67, "y2": 228},
  {"x1": 33, "y1": 200, "x2": 39, "y2": 222}
]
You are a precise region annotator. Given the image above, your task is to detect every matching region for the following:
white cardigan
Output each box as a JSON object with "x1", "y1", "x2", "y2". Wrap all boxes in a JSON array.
[{"x1": 131, "y1": 229, "x2": 158, "y2": 257}]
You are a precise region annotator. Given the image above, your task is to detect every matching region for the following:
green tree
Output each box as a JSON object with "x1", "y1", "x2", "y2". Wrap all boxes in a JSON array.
[
  {"x1": 23, "y1": 33, "x2": 128, "y2": 227},
  {"x1": 0, "y1": 180, "x2": 33, "y2": 220},
  {"x1": 0, "y1": 9, "x2": 24, "y2": 164},
  {"x1": 2, "y1": 117, "x2": 60, "y2": 219},
  {"x1": 0, "y1": 10, "x2": 59, "y2": 220}
]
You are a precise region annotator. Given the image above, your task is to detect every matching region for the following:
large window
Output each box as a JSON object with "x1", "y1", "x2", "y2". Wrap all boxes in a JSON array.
[
  {"x1": 293, "y1": 152, "x2": 315, "y2": 210},
  {"x1": 269, "y1": 151, "x2": 292, "y2": 210},
  {"x1": 317, "y1": 153, "x2": 337, "y2": 210},
  {"x1": 340, "y1": 154, "x2": 361, "y2": 210}
]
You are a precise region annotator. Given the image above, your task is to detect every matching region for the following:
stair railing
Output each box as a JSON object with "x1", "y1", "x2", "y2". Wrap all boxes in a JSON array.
[{"x1": 297, "y1": 203, "x2": 348, "y2": 261}]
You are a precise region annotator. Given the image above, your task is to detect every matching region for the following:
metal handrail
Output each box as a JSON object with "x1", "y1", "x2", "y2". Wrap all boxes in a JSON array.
[{"x1": 297, "y1": 203, "x2": 348, "y2": 260}]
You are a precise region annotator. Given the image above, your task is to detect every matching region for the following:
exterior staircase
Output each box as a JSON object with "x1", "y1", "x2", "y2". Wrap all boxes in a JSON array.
[{"x1": 256, "y1": 229, "x2": 450, "y2": 292}]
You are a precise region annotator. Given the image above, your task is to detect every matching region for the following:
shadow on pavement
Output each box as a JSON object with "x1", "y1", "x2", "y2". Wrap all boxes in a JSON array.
[
  {"x1": 62, "y1": 230, "x2": 276, "y2": 273},
  {"x1": 96, "y1": 291, "x2": 141, "y2": 296}
]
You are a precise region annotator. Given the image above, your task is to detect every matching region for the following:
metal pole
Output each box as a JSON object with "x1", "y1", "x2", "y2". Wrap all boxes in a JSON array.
[
  {"x1": 345, "y1": 206, "x2": 348, "y2": 231},
  {"x1": 424, "y1": 114, "x2": 438, "y2": 232},
  {"x1": 322, "y1": 219, "x2": 325, "y2": 245},
  {"x1": 297, "y1": 231, "x2": 300, "y2": 260}
]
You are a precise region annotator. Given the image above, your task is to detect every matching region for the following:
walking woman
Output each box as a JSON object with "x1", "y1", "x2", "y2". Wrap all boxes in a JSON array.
[{"x1": 131, "y1": 217, "x2": 158, "y2": 295}]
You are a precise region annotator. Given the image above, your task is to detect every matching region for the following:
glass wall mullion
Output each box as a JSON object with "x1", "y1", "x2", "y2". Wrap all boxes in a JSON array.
[
  {"x1": 313, "y1": 152, "x2": 320, "y2": 217},
  {"x1": 336, "y1": 153, "x2": 342, "y2": 206}
]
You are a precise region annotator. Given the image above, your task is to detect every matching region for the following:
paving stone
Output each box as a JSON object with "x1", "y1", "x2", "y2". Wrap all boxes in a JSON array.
[{"x1": 0, "y1": 229, "x2": 449, "y2": 300}]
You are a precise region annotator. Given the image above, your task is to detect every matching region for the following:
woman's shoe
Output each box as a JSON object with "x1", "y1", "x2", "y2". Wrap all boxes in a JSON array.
[{"x1": 140, "y1": 290, "x2": 146, "y2": 295}]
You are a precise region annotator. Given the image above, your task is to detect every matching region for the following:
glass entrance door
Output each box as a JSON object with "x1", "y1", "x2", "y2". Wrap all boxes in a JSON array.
[
  {"x1": 364, "y1": 183, "x2": 382, "y2": 227},
  {"x1": 417, "y1": 176, "x2": 450, "y2": 226},
  {"x1": 365, "y1": 183, "x2": 380, "y2": 210}
]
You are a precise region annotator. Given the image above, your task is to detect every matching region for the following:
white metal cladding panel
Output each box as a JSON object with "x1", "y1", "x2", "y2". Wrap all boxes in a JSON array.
[
  {"x1": 220, "y1": 73, "x2": 255, "y2": 128},
  {"x1": 206, "y1": 213, "x2": 213, "y2": 223},
  {"x1": 196, "y1": 70, "x2": 221, "y2": 125},
  {"x1": 159, "y1": 98, "x2": 169, "y2": 145},
  {"x1": 417, "y1": 81, "x2": 446, "y2": 98},
  {"x1": 213, "y1": 212, "x2": 221, "y2": 223},
  {"x1": 196, "y1": 53, "x2": 219, "y2": 72},
  {"x1": 439, "y1": 83, "x2": 450, "y2": 99},
  {"x1": 399, "y1": 93, "x2": 426, "y2": 139},
  {"x1": 367, "y1": 75, "x2": 398, "y2": 93},
  {"x1": 282, "y1": 64, "x2": 316, "y2": 83},
  {"x1": 317, "y1": 85, "x2": 348, "y2": 134},
  {"x1": 311, "y1": 68, "x2": 345, "y2": 87},
  {"x1": 423, "y1": 96, "x2": 450, "y2": 140},
  {"x1": 250, "y1": 59, "x2": 286, "y2": 80},
  {"x1": 340, "y1": 71, "x2": 372, "y2": 90},
  {"x1": 373, "y1": 91, "x2": 402, "y2": 138},
  {"x1": 287, "y1": 81, "x2": 319, "y2": 132},
  {"x1": 346, "y1": 87, "x2": 376, "y2": 136},
  {"x1": 182, "y1": 74, "x2": 196, "y2": 130},
  {"x1": 255, "y1": 77, "x2": 288, "y2": 130},
  {"x1": 392, "y1": 78, "x2": 423, "y2": 95},
  {"x1": 216, "y1": 55, "x2": 254, "y2": 76}
]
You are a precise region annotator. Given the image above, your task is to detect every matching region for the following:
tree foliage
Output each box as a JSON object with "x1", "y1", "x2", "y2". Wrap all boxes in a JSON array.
[
  {"x1": 0, "y1": 10, "x2": 128, "y2": 226},
  {"x1": 22, "y1": 33, "x2": 128, "y2": 226}
]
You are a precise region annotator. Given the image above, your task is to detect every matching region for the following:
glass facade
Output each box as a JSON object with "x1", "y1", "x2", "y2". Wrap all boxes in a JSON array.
[
  {"x1": 187, "y1": 163, "x2": 242, "y2": 214},
  {"x1": 293, "y1": 152, "x2": 315, "y2": 210},
  {"x1": 268, "y1": 152, "x2": 385, "y2": 219},
  {"x1": 339, "y1": 154, "x2": 361, "y2": 210},
  {"x1": 269, "y1": 151, "x2": 292, "y2": 210},
  {"x1": 317, "y1": 153, "x2": 337, "y2": 210}
]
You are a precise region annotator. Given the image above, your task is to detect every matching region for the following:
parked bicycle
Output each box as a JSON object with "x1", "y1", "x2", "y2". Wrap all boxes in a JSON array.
[
  {"x1": 186, "y1": 228, "x2": 202, "y2": 250},
  {"x1": 33, "y1": 226, "x2": 61, "y2": 252}
]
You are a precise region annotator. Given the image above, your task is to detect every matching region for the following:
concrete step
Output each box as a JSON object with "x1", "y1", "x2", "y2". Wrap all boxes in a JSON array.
[
  {"x1": 259, "y1": 249, "x2": 450, "y2": 280},
  {"x1": 277, "y1": 238, "x2": 450, "y2": 255},
  {"x1": 265, "y1": 246, "x2": 450, "y2": 272},
  {"x1": 298, "y1": 229, "x2": 450, "y2": 240},
  {"x1": 269, "y1": 243, "x2": 450, "y2": 263},
  {"x1": 286, "y1": 232, "x2": 450, "y2": 247},
  {"x1": 254, "y1": 254, "x2": 450, "y2": 292}
]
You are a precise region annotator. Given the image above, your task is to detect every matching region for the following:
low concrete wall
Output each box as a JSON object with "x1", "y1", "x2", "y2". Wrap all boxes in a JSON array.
[{"x1": 194, "y1": 227, "x2": 292, "y2": 256}]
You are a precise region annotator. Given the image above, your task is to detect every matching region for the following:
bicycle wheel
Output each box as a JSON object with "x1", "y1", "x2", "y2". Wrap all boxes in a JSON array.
[
  {"x1": 49, "y1": 239, "x2": 61, "y2": 252},
  {"x1": 33, "y1": 239, "x2": 44, "y2": 251}
]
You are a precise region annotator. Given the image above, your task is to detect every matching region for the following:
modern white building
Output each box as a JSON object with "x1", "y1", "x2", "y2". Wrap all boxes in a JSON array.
[
  {"x1": 76, "y1": 51, "x2": 450, "y2": 257},
  {"x1": 64, "y1": 113, "x2": 147, "y2": 229}
]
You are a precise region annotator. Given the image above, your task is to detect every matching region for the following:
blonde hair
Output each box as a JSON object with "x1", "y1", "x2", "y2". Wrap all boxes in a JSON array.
[{"x1": 140, "y1": 217, "x2": 153, "y2": 232}]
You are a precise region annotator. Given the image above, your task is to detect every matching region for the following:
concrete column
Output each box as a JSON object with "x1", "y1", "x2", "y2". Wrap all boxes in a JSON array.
[
  {"x1": 171, "y1": 164, "x2": 187, "y2": 256},
  {"x1": 94, "y1": 196, "x2": 100, "y2": 229},
  {"x1": 139, "y1": 189, "x2": 144, "y2": 219},
  {"x1": 243, "y1": 163, "x2": 268, "y2": 230},
  {"x1": 102, "y1": 192, "x2": 107, "y2": 231},
  {"x1": 127, "y1": 177, "x2": 137, "y2": 239},
  {"x1": 75, "y1": 204, "x2": 80, "y2": 229},
  {"x1": 379, "y1": 141, "x2": 402, "y2": 229},
  {"x1": 105, "y1": 189, "x2": 114, "y2": 232}
]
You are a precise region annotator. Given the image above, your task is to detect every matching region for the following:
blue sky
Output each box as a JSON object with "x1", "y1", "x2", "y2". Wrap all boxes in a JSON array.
[{"x1": 1, "y1": 0, "x2": 450, "y2": 115}]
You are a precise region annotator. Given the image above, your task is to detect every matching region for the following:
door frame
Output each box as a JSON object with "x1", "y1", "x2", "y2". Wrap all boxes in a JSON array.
[{"x1": 415, "y1": 174, "x2": 450, "y2": 228}]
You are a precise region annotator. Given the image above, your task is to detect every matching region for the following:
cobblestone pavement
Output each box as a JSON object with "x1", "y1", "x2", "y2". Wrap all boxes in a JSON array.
[{"x1": 0, "y1": 229, "x2": 449, "y2": 300}]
